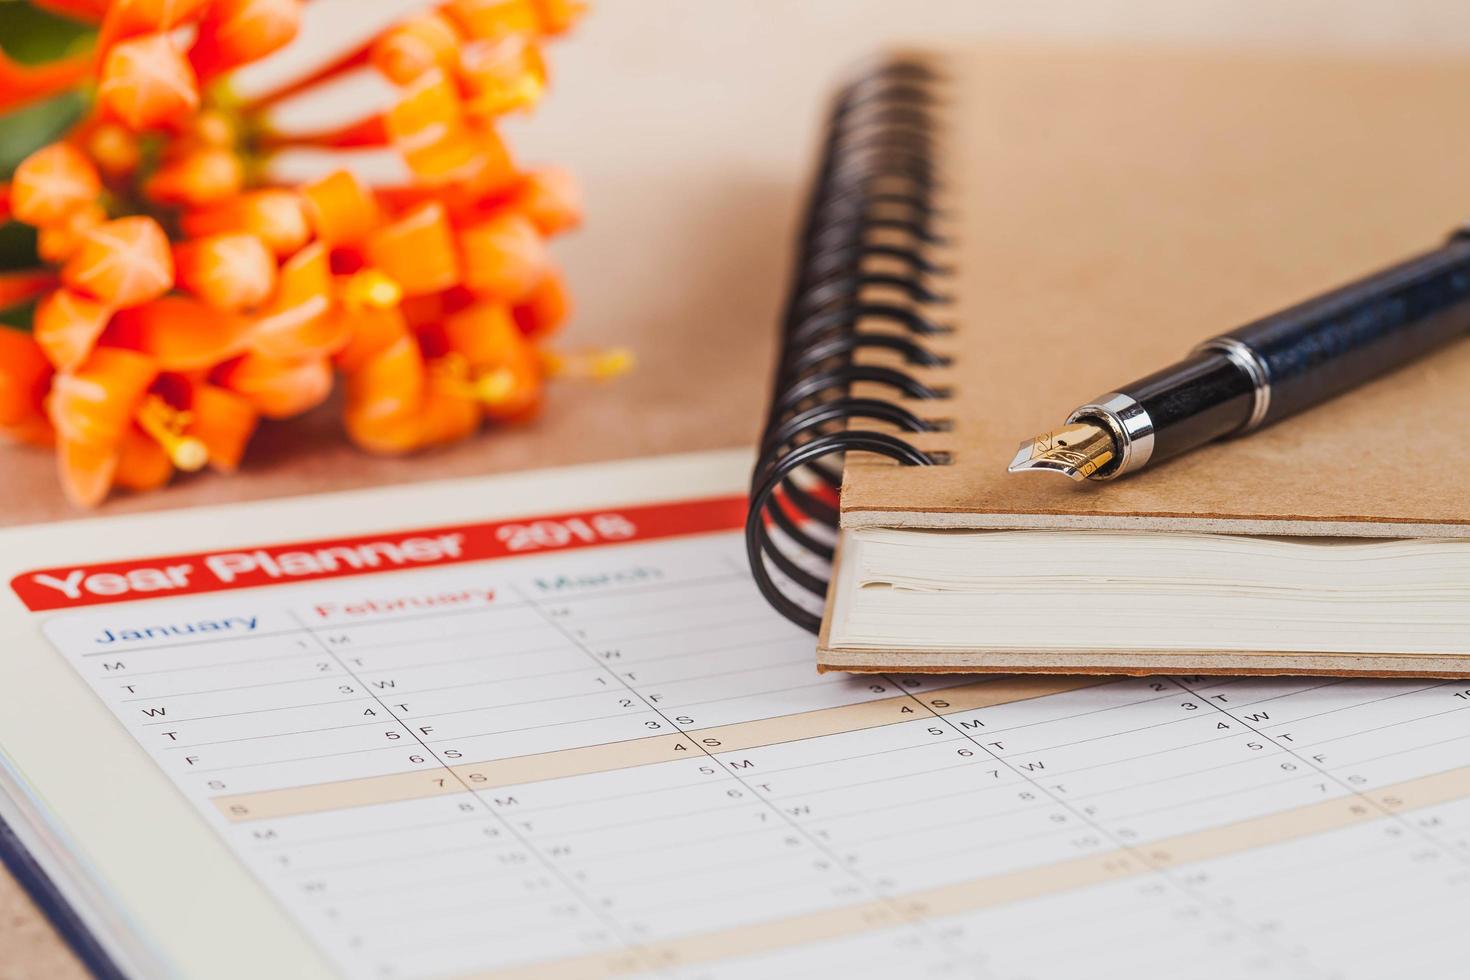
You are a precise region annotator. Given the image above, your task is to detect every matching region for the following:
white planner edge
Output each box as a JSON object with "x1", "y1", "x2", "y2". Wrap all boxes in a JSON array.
[{"x1": 0, "y1": 448, "x2": 754, "y2": 979}]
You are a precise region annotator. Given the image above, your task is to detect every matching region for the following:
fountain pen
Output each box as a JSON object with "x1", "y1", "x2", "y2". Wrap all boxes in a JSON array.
[{"x1": 1009, "y1": 228, "x2": 1470, "y2": 482}]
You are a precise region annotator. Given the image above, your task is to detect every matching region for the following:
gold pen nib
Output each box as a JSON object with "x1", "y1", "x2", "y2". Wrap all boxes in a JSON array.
[{"x1": 1007, "y1": 421, "x2": 1118, "y2": 481}]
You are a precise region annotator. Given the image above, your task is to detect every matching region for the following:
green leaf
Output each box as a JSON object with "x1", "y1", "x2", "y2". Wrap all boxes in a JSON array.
[
  {"x1": 0, "y1": 1, "x2": 96, "y2": 66},
  {"x1": 0, "y1": 87, "x2": 89, "y2": 178},
  {"x1": 0, "y1": 296, "x2": 37, "y2": 331},
  {"x1": 0, "y1": 222, "x2": 40, "y2": 273}
]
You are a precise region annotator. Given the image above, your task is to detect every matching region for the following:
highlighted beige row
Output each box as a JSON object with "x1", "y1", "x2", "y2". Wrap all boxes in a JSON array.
[
  {"x1": 212, "y1": 676, "x2": 1101, "y2": 821},
  {"x1": 466, "y1": 764, "x2": 1470, "y2": 980}
]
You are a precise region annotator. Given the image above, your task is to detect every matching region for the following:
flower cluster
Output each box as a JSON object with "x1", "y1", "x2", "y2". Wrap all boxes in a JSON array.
[{"x1": 0, "y1": 0, "x2": 612, "y2": 507}]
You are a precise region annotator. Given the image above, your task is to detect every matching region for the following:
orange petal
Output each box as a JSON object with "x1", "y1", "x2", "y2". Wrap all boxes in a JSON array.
[
  {"x1": 372, "y1": 11, "x2": 462, "y2": 85},
  {"x1": 184, "y1": 382, "x2": 258, "y2": 471},
  {"x1": 190, "y1": 0, "x2": 302, "y2": 77},
  {"x1": 457, "y1": 212, "x2": 549, "y2": 301},
  {"x1": 9, "y1": 143, "x2": 100, "y2": 227},
  {"x1": 508, "y1": 166, "x2": 581, "y2": 236},
  {"x1": 300, "y1": 170, "x2": 382, "y2": 247},
  {"x1": 37, "y1": 202, "x2": 106, "y2": 264},
  {"x1": 473, "y1": 355, "x2": 541, "y2": 422},
  {"x1": 332, "y1": 303, "x2": 409, "y2": 374},
  {"x1": 458, "y1": 34, "x2": 546, "y2": 118},
  {"x1": 57, "y1": 437, "x2": 120, "y2": 508},
  {"x1": 182, "y1": 190, "x2": 311, "y2": 258},
  {"x1": 97, "y1": 0, "x2": 212, "y2": 56},
  {"x1": 108, "y1": 296, "x2": 253, "y2": 370},
  {"x1": 113, "y1": 424, "x2": 174, "y2": 491},
  {"x1": 175, "y1": 233, "x2": 277, "y2": 311},
  {"x1": 345, "y1": 334, "x2": 425, "y2": 426},
  {"x1": 85, "y1": 122, "x2": 142, "y2": 177},
  {"x1": 385, "y1": 70, "x2": 517, "y2": 192},
  {"x1": 216, "y1": 352, "x2": 332, "y2": 419},
  {"x1": 97, "y1": 33, "x2": 200, "y2": 131},
  {"x1": 442, "y1": 301, "x2": 520, "y2": 367},
  {"x1": 458, "y1": 35, "x2": 546, "y2": 119},
  {"x1": 63, "y1": 216, "x2": 174, "y2": 307},
  {"x1": 365, "y1": 201, "x2": 460, "y2": 296},
  {"x1": 0, "y1": 328, "x2": 54, "y2": 427},
  {"x1": 437, "y1": 303, "x2": 542, "y2": 421},
  {"x1": 531, "y1": 0, "x2": 587, "y2": 34},
  {"x1": 511, "y1": 266, "x2": 570, "y2": 338},
  {"x1": 144, "y1": 146, "x2": 245, "y2": 207},
  {"x1": 34, "y1": 289, "x2": 113, "y2": 371},
  {"x1": 412, "y1": 387, "x2": 481, "y2": 448},
  {"x1": 444, "y1": 0, "x2": 538, "y2": 39},
  {"x1": 47, "y1": 346, "x2": 158, "y2": 447},
  {"x1": 251, "y1": 242, "x2": 349, "y2": 358}
]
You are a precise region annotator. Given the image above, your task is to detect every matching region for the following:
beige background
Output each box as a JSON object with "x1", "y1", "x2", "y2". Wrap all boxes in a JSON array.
[{"x1": 5, "y1": 0, "x2": 1470, "y2": 974}]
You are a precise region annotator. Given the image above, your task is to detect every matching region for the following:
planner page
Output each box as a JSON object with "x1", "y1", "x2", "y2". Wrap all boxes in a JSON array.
[{"x1": 4, "y1": 452, "x2": 1470, "y2": 979}]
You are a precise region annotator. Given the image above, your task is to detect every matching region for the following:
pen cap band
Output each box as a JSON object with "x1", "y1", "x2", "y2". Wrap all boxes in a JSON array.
[
  {"x1": 1067, "y1": 393, "x2": 1154, "y2": 478},
  {"x1": 1194, "y1": 337, "x2": 1272, "y2": 432}
]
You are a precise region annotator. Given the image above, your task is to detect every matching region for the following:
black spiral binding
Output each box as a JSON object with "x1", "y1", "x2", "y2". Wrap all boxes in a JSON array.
[{"x1": 747, "y1": 57, "x2": 954, "y2": 634}]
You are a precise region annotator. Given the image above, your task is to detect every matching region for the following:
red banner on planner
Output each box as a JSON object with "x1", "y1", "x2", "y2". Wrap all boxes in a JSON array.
[{"x1": 11, "y1": 494, "x2": 747, "y2": 612}]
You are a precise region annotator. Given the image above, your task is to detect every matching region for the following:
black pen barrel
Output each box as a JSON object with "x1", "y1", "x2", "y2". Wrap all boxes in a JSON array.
[
  {"x1": 1221, "y1": 232, "x2": 1470, "y2": 423},
  {"x1": 1101, "y1": 232, "x2": 1470, "y2": 472}
]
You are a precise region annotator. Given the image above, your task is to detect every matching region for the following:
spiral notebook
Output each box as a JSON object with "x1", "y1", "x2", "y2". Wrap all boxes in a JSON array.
[{"x1": 746, "y1": 44, "x2": 1470, "y2": 679}]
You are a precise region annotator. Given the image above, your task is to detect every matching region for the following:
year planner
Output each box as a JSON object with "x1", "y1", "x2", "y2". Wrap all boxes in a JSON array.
[{"x1": 1, "y1": 450, "x2": 1468, "y2": 978}]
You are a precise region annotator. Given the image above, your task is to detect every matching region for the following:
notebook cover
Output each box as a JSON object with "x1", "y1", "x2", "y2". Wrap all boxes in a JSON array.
[{"x1": 840, "y1": 42, "x2": 1470, "y2": 537}]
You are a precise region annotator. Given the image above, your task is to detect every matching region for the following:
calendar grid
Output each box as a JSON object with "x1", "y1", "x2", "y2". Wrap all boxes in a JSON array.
[{"x1": 35, "y1": 519, "x2": 1470, "y2": 979}]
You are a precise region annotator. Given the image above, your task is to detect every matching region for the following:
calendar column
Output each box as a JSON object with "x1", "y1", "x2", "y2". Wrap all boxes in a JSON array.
[{"x1": 284, "y1": 588, "x2": 672, "y2": 979}]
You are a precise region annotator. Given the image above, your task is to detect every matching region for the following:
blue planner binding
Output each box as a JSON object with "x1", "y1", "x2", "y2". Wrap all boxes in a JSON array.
[{"x1": 0, "y1": 810, "x2": 125, "y2": 980}]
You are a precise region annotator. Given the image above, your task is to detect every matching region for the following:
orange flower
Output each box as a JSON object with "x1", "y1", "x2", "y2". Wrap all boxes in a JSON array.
[
  {"x1": 191, "y1": 0, "x2": 303, "y2": 77},
  {"x1": 457, "y1": 211, "x2": 549, "y2": 300},
  {"x1": 2, "y1": 0, "x2": 596, "y2": 501},
  {"x1": 97, "y1": 0, "x2": 213, "y2": 50},
  {"x1": 216, "y1": 352, "x2": 332, "y2": 418},
  {"x1": 175, "y1": 233, "x2": 278, "y2": 311},
  {"x1": 56, "y1": 438, "x2": 120, "y2": 508},
  {"x1": 0, "y1": 329, "x2": 54, "y2": 441},
  {"x1": 85, "y1": 122, "x2": 142, "y2": 176},
  {"x1": 47, "y1": 346, "x2": 157, "y2": 450},
  {"x1": 182, "y1": 190, "x2": 311, "y2": 258},
  {"x1": 63, "y1": 216, "x2": 174, "y2": 307},
  {"x1": 333, "y1": 303, "x2": 410, "y2": 373},
  {"x1": 10, "y1": 143, "x2": 100, "y2": 227},
  {"x1": 386, "y1": 69, "x2": 516, "y2": 191},
  {"x1": 182, "y1": 382, "x2": 258, "y2": 472},
  {"x1": 34, "y1": 289, "x2": 113, "y2": 372},
  {"x1": 511, "y1": 266, "x2": 570, "y2": 338},
  {"x1": 507, "y1": 166, "x2": 582, "y2": 236},
  {"x1": 458, "y1": 34, "x2": 547, "y2": 118},
  {"x1": 251, "y1": 243, "x2": 350, "y2": 359},
  {"x1": 108, "y1": 296, "x2": 253, "y2": 370},
  {"x1": 113, "y1": 425, "x2": 174, "y2": 492},
  {"x1": 372, "y1": 11, "x2": 463, "y2": 85},
  {"x1": 97, "y1": 33, "x2": 200, "y2": 130},
  {"x1": 348, "y1": 334, "x2": 425, "y2": 424},
  {"x1": 438, "y1": 301, "x2": 543, "y2": 420},
  {"x1": 445, "y1": 0, "x2": 539, "y2": 39},
  {"x1": 144, "y1": 146, "x2": 246, "y2": 207},
  {"x1": 37, "y1": 202, "x2": 105, "y2": 264},
  {"x1": 532, "y1": 0, "x2": 588, "y2": 34},
  {"x1": 300, "y1": 170, "x2": 381, "y2": 247},
  {"x1": 365, "y1": 201, "x2": 461, "y2": 296}
]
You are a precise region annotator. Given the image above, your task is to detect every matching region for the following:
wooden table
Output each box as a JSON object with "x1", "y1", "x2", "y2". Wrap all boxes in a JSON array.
[{"x1": 4, "y1": 0, "x2": 1462, "y2": 972}]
